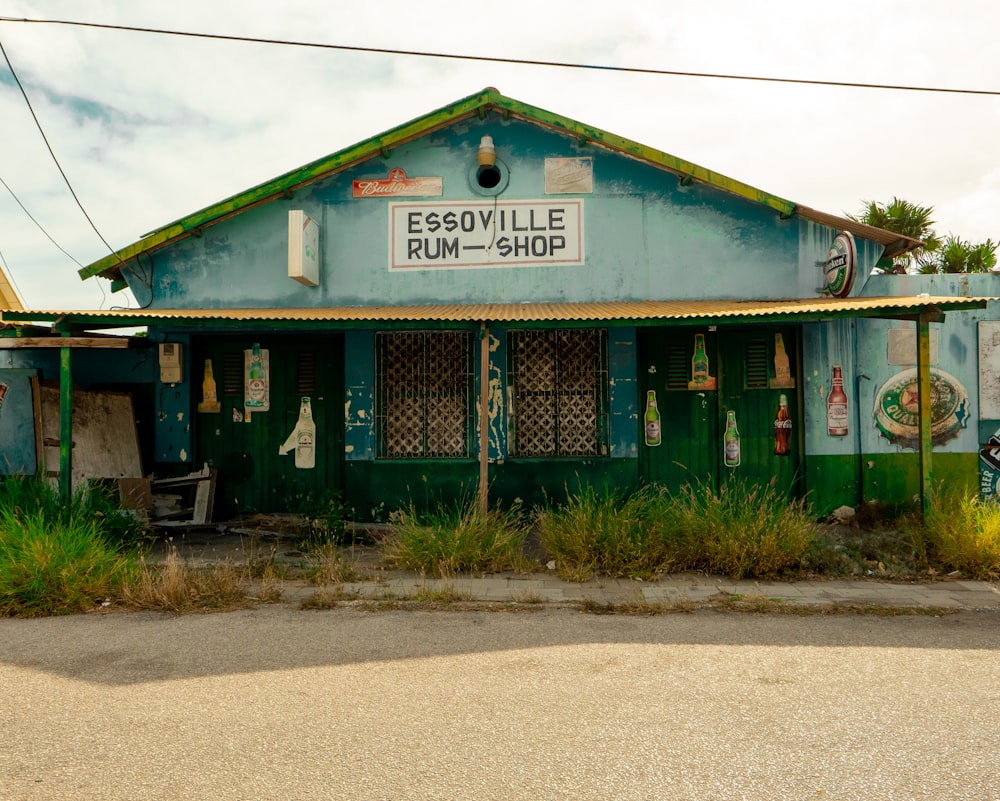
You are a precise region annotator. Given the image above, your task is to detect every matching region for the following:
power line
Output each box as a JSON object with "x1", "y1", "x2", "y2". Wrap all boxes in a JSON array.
[
  {"x1": 2, "y1": 15, "x2": 999, "y2": 97},
  {"x1": 0, "y1": 172, "x2": 84, "y2": 268},
  {"x1": 0, "y1": 35, "x2": 122, "y2": 264}
]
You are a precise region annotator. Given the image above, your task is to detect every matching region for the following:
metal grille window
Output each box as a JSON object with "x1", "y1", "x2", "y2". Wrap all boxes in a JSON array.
[
  {"x1": 376, "y1": 331, "x2": 472, "y2": 458},
  {"x1": 508, "y1": 329, "x2": 608, "y2": 457},
  {"x1": 744, "y1": 338, "x2": 771, "y2": 389}
]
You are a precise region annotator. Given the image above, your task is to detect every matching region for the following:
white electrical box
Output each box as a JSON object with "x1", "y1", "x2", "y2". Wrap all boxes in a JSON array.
[
  {"x1": 288, "y1": 209, "x2": 320, "y2": 286},
  {"x1": 158, "y1": 342, "x2": 183, "y2": 384}
]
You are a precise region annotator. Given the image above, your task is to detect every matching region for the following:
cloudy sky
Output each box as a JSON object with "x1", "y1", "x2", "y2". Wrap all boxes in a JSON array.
[{"x1": 1, "y1": 0, "x2": 998, "y2": 310}]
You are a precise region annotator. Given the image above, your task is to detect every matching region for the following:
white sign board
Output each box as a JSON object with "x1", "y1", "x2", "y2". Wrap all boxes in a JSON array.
[
  {"x1": 288, "y1": 210, "x2": 320, "y2": 286},
  {"x1": 389, "y1": 199, "x2": 584, "y2": 270},
  {"x1": 980, "y1": 321, "x2": 1000, "y2": 419}
]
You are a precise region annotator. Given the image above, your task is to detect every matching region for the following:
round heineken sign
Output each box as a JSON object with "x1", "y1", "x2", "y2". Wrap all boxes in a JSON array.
[
  {"x1": 873, "y1": 367, "x2": 969, "y2": 449},
  {"x1": 824, "y1": 232, "x2": 857, "y2": 298}
]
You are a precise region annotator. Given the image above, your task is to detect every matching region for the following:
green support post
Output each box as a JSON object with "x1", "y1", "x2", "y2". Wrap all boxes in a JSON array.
[
  {"x1": 916, "y1": 313, "x2": 933, "y2": 518},
  {"x1": 59, "y1": 342, "x2": 73, "y2": 505}
]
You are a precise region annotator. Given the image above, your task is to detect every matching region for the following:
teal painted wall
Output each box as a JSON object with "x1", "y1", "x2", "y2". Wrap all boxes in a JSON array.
[
  {"x1": 0, "y1": 369, "x2": 39, "y2": 474},
  {"x1": 110, "y1": 109, "x2": 997, "y2": 515},
  {"x1": 127, "y1": 114, "x2": 880, "y2": 310},
  {"x1": 800, "y1": 274, "x2": 998, "y2": 510}
]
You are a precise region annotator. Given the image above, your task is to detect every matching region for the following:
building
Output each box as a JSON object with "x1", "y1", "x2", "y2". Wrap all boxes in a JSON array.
[{"x1": 0, "y1": 88, "x2": 993, "y2": 520}]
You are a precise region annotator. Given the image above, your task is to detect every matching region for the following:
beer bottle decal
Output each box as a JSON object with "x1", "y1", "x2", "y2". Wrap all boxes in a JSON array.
[
  {"x1": 279, "y1": 396, "x2": 317, "y2": 469},
  {"x1": 688, "y1": 333, "x2": 718, "y2": 390},
  {"x1": 644, "y1": 389, "x2": 661, "y2": 447},
  {"x1": 827, "y1": 365, "x2": 849, "y2": 436},
  {"x1": 774, "y1": 393, "x2": 792, "y2": 455},
  {"x1": 724, "y1": 410, "x2": 740, "y2": 468},
  {"x1": 246, "y1": 343, "x2": 266, "y2": 408},
  {"x1": 197, "y1": 359, "x2": 221, "y2": 413},
  {"x1": 691, "y1": 334, "x2": 709, "y2": 385},
  {"x1": 771, "y1": 333, "x2": 794, "y2": 388}
]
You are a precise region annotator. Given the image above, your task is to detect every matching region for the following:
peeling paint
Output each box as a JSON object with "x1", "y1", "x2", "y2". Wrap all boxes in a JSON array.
[
  {"x1": 176, "y1": 412, "x2": 184, "y2": 422},
  {"x1": 358, "y1": 409, "x2": 367, "y2": 419},
  {"x1": 344, "y1": 399, "x2": 352, "y2": 419},
  {"x1": 345, "y1": 444, "x2": 354, "y2": 453},
  {"x1": 179, "y1": 448, "x2": 188, "y2": 461}
]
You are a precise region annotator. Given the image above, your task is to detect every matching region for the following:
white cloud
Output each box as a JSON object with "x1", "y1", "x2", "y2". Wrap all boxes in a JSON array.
[{"x1": 1, "y1": 0, "x2": 999, "y2": 308}]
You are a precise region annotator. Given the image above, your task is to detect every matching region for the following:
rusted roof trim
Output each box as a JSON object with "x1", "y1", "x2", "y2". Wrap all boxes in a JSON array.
[
  {"x1": 793, "y1": 205, "x2": 923, "y2": 258},
  {"x1": 4, "y1": 296, "x2": 989, "y2": 331}
]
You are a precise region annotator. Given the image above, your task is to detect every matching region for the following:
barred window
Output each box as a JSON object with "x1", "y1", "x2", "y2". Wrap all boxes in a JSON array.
[
  {"x1": 508, "y1": 329, "x2": 608, "y2": 457},
  {"x1": 376, "y1": 331, "x2": 473, "y2": 458}
]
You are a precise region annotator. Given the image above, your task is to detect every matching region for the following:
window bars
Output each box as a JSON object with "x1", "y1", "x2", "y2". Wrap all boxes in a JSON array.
[
  {"x1": 509, "y1": 329, "x2": 607, "y2": 457},
  {"x1": 376, "y1": 331, "x2": 473, "y2": 458}
]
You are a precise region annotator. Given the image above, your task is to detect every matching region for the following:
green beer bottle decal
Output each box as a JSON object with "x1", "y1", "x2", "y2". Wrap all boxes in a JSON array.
[
  {"x1": 644, "y1": 390, "x2": 661, "y2": 447},
  {"x1": 245, "y1": 342, "x2": 269, "y2": 411},
  {"x1": 688, "y1": 333, "x2": 717, "y2": 390},
  {"x1": 724, "y1": 410, "x2": 740, "y2": 467}
]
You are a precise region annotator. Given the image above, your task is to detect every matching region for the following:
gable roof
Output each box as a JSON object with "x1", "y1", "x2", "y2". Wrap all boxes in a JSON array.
[
  {"x1": 0, "y1": 261, "x2": 23, "y2": 311},
  {"x1": 78, "y1": 87, "x2": 921, "y2": 285}
]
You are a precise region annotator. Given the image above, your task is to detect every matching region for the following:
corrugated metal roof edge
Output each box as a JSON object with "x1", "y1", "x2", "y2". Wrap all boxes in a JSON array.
[
  {"x1": 76, "y1": 88, "x2": 920, "y2": 283},
  {"x1": 2, "y1": 296, "x2": 991, "y2": 328}
]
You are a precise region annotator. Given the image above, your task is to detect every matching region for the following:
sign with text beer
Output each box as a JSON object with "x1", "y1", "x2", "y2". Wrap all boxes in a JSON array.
[
  {"x1": 353, "y1": 168, "x2": 443, "y2": 198},
  {"x1": 389, "y1": 199, "x2": 584, "y2": 270}
]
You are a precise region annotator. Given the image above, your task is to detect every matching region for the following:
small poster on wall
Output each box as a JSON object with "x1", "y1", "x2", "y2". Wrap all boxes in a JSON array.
[{"x1": 244, "y1": 343, "x2": 270, "y2": 413}]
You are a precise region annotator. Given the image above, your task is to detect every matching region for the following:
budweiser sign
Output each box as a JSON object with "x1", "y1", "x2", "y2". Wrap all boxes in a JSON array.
[{"x1": 353, "y1": 168, "x2": 443, "y2": 198}]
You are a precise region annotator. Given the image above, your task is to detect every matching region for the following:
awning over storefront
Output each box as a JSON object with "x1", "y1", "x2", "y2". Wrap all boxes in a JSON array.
[{"x1": 0, "y1": 295, "x2": 990, "y2": 332}]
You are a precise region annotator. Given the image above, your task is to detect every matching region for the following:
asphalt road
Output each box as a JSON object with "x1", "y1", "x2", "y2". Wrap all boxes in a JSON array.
[{"x1": 2, "y1": 606, "x2": 998, "y2": 801}]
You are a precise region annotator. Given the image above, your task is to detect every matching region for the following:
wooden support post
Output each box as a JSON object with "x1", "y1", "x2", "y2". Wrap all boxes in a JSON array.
[
  {"x1": 59, "y1": 342, "x2": 73, "y2": 504},
  {"x1": 479, "y1": 322, "x2": 490, "y2": 519},
  {"x1": 916, "y1": 312, "x2": 933, "y2": 518}
]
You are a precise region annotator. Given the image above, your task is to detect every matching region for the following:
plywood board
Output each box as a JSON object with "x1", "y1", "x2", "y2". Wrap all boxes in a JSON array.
[
  {"x1": 39, "y1": 385, "x2": 142, "y2": 487},
  {"x1": 979, "y1": 321, "x2": 1000, "y2": 420}
]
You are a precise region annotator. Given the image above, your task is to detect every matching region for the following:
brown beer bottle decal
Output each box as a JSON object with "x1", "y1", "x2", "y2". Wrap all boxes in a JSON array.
[
  {"x1": 827, "y1": 365, "x2": 849, "y2": 436},
  {"x1": 774, "y1": 394, "x2": 791, "y2": 455}
]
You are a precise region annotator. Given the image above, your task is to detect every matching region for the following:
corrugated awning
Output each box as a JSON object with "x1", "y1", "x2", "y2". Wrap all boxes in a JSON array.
[{"x1": 0, "y1": 296, "x2": 990, "y2": 331}]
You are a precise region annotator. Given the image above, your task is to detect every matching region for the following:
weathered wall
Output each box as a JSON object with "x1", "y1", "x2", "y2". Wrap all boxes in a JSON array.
[{"x1": 129, "y1": 115, "x2": 870, "y2": 310}]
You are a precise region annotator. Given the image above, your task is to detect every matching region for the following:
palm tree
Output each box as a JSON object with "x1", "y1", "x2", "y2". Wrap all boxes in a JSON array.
[
  {"x1": 920, "y1": 235, "x2": 998, "y2": 274},
  {"x1": 848, "y1": 197, "x2": 941, "y2": 274}
]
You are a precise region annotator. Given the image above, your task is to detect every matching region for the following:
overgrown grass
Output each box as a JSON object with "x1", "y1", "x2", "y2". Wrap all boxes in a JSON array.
[
  {"x1": 119, "y1": 549, "x2": 256, "y2": 612},
  {"x1": 0, "y1": 476, "x2": 148, "y2": 617},
  {"x1": 536, "y1": 485, "x2": 688, "y2": 581},
  {"x1": 381, "y1": 499, "x2": 529, "y2": 577},
  {"x1": 537, "y1": 478, "x2": 816, "y2": 581},
  {"x1": 0, "y1": 505, "x2": 131, "y2": 617},
  {"x1": 0, "y1": 475, "x2": 148, "y2": 551},
  {"x1": 674, "y1": 477, "x2": 815, "y2": 579},
  {"x1": 921, "y1": 488, "x2": 1000, "y2": 579}
]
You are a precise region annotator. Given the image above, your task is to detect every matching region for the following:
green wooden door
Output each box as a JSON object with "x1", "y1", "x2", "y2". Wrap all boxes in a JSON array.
[
  {"x1": 716, "y1": 326, "x2": 802, "y2": 496},
  {"x1": 194, "y1": 334, "x2": 344, "y2": 519},
  {"x1": 638, "y1": 328, "x2": 720, "y2": 492},
  {"x1": 638, "y1": 326, "x2": 802, "y2": 497}
]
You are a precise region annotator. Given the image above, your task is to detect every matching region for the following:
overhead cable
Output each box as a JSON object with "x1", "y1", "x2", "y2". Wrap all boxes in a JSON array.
[{"x1": 1, "y1": 16, "x2": 998, "y2": 97}]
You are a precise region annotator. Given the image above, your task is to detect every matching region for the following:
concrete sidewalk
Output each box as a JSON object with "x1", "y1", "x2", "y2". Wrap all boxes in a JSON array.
[
  {"x1": 153, "y1": 529, "x2": 1000, "y2": 612},
  {"x1": 274, "y1": 569, "x2": 1000, "y2": 611}
]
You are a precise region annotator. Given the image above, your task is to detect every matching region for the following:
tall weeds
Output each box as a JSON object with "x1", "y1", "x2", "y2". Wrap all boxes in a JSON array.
[
  {"x1": 674, "y1": 477, "x2": 815, "y2": 579},
  {"x1": 382, "y1": 499, "x2": 528, "y2": 577},
  {"x1": 0, "y1": 506, "x2": 130, "y2": 617},
  {"x1": 537, "y1": 478, "x2": 815, "y2": 581},
  {"x1": 536, "y1": 485, "x2": 686, "y2": 580},
  {"x1": 119, "y1": 549, "x2": 254, "y2": 612},
  {"x1": 923, "y1": 489, "x2": 1000, "y2": 578}
]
